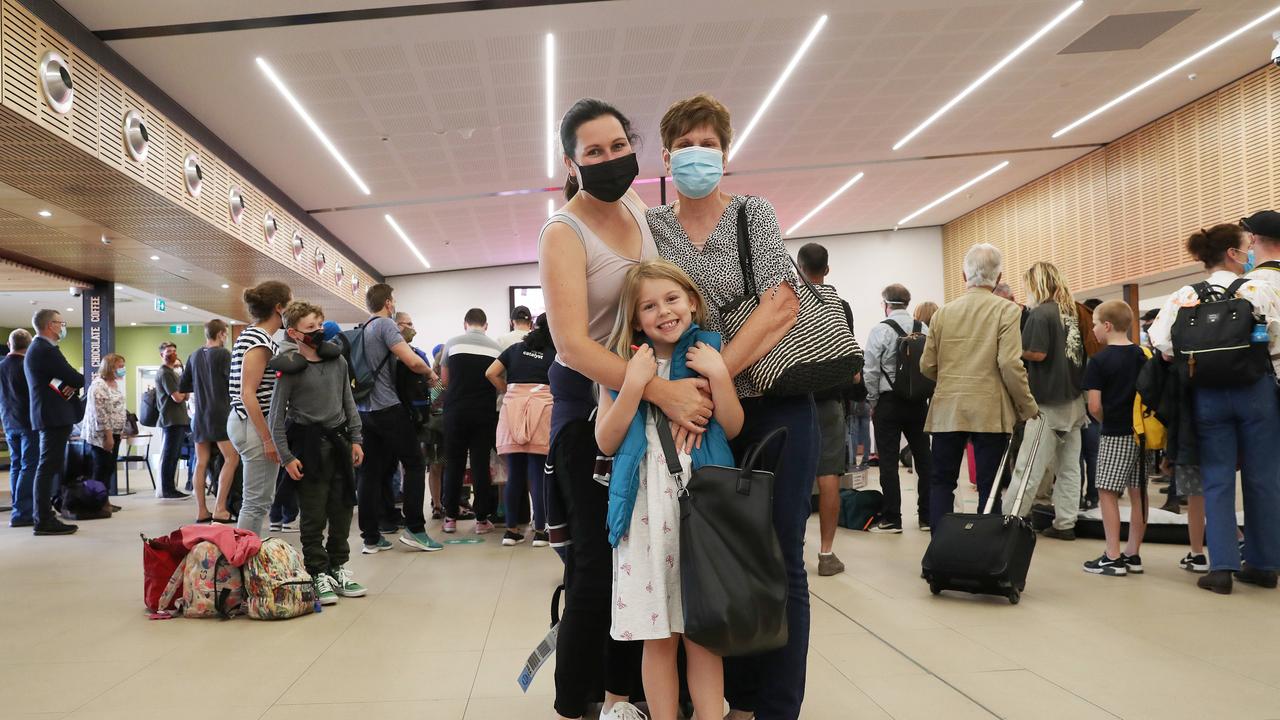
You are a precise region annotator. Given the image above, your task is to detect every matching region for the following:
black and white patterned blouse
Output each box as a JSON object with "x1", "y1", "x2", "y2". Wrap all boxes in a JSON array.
[{"x1": 647, "y1": 194, "x2": 797, "y2": 397}]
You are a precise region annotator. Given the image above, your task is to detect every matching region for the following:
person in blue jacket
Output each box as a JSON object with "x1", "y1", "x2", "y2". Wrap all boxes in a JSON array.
[{"x1": 594, "y1": 260, "x2": 743, "y2": 720}]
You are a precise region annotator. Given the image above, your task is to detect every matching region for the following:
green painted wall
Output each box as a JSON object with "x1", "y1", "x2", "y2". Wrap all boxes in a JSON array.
[{"x1": 0, "y1": 325, "x2": 206, "y2": 414}]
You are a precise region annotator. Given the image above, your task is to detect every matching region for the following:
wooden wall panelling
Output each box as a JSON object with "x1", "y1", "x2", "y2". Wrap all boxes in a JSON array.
[{"x1": 1, "y1": 0, "x2": 39, "y2": 122}]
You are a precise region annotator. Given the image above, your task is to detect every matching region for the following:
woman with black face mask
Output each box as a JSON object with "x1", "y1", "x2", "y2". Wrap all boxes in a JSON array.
[{"x1": 539, "y1": 99, "x2": 715, "y2": 720}]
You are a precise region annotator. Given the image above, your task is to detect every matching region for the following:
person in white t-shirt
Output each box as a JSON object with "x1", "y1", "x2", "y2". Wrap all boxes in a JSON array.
[{"x1": 498, "y1": 306, "x2": 534, "y2": 350}]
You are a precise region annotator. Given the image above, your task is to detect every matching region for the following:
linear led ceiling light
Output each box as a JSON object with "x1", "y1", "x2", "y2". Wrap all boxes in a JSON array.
[
  {"x1": 385, "y1": 214, "x2": 431, "y2": 270},
  {"x1": 898, "y1": 161, "x2": 1009, "y2": 226},
  {"x1": 1053, "y1": 3, "x2": 1280, "y2": 138},
  {"x1": 545, "y1": 33, "x2": 556, "y2": 179},
  {"x1": 786, "y1": 172, "x2": 865, "y2": 236},
  {"x1": 727, "y1": 14, "x2": 828, "y2": 162},
  {"x1": 894, "y1": 1, "x2": 1083, "y2": 150},
  {"x1": 256, "y1": 57, "x2": 371, "y2": 195},
  {"x1": 547, "y1": 197, "x2": 555, "y2": 218}
]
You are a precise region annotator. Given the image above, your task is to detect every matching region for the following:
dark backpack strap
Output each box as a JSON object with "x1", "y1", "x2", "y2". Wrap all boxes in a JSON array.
[
  {"x1": 912, "y1": 320, "x2": 923, "y2": 334},
  {"x1": 881, "y1": 319, "x2": 907, "y2": 337},
  {"x1": 734, "y1": 199, "x2": 758, "y2": 298},
  {"x1": 1225, "y1": 278, "x2": 1251, "y2": 298},
  {"x1": 1191, "y1": 281, "x2": 1221, "y2": 303}
]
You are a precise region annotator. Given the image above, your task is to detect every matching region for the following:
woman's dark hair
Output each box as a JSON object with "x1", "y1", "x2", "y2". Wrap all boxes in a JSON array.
[
  {"x1": 243, "y1": 280, "x2": 292, "y2": 322},
  {"x1": 559, "y1": 98, "x2": 639, "y2": 201},
  {"x1": 523, "y1": 312, "x2": 555, "y2": 352},
  {"x1": 1186, "y1": 223, "x2": 1244, "y2": 268}
]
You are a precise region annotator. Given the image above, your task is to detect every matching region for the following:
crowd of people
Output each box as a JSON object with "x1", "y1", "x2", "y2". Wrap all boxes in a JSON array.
[{"x1": 2, "y1": 88, "x2": 1278, "y2": 720}]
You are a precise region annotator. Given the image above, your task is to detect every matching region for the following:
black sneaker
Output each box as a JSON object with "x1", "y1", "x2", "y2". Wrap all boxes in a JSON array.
[
  {"x1": 161, "y1": 491, "x2": 191, "y2": 500},
  {"x1": 1234, "y1": 563, "x2": 1279, "y2": 588},
  {"x1": 1198, "y1": 570, "x2": 1233, "y2": 595},
  {"x1": 33, "y1": 518, "x2": 78, "y2": 535},
  {"x1": 1121, "y1": 554, "x2": 1144, "y2": 574},
  {"x1": 501, "y1": 530, "x2": 526, "y2": 547},
  {"x1": 868, "y1": 519, "x2": 902, "y2": 534},
  {"x1": 1179, "y1": 552, "x2": 1209, "y2": 573},
  {"x1": 1083, "y1": 554, "x2": 1127, "y2": 576},
  {"x1": 1041, "y1": 526, "x2": 1076, "y2": 541}
]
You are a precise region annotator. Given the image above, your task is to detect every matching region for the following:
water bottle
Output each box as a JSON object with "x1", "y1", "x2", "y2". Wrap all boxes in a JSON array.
[{"x1": 1252, "y1": 323, "x2": 1269, "y2": 344}]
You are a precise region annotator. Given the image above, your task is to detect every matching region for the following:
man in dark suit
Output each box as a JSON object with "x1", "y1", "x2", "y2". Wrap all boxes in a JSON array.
[
  {"x1": 0, "y1": 329, "x2": 36, "y2": 526},
  {"x1": 24, "y1": 309, "x2": 83, "y2": 535}
]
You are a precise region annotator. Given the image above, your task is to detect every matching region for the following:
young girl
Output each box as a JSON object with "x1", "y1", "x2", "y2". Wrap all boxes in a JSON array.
[{"x1": 595, "y1": 260, "x2": 743, "y2": 720}]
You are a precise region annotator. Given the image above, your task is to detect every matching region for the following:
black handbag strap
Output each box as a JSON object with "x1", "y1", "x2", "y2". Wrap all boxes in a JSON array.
[
  {"x1": 652, "y1": 406, "x2": 689, "y2": 497},
  {"x1": 733, "y1": 196, "x2": 825, "y2": 306}
]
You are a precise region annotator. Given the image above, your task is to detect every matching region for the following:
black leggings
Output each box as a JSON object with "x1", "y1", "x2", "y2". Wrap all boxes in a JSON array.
[{"x1": 553, "y1": 419, "x2": 640, "y2": 717}]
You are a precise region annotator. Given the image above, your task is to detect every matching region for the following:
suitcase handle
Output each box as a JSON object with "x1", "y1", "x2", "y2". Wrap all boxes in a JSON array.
[{"x1": 982, "y1": 417, "x2": 1048, "y2": 516}]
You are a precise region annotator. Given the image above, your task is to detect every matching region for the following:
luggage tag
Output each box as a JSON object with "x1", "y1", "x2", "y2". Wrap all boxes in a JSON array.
[{"x1": 517, "y1": 623, "x2": 559, "y2": 693}]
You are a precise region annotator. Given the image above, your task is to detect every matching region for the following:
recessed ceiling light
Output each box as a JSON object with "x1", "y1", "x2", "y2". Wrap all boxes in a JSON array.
[
  {"x1": 65, "y1": 307, "x2": 73, "y2": 312},
  {"x1": 545, "y1": 33, "x2": 556, "y2": 180},
  {"x1": 181, "y1": 305, "x2": 189, "y2": 310},
  {"x1": 898, "y1": 161, "x2": 1010, "y2": 226},
  {"x1": 893, "y1": 1, "x2": 1083, "y2": 150},
  {"x1": 220, "y1": 283, "x2": 230, "y2": 289},
  {"x1": 115, "y1": 284, "x2": 123, "y2": 290},
  {"x1": 786, "y1": 172, "x2": 865, "y2": 236},
  {"x1": 130, "y1": 322, "x2": 137, "y2": 326},
  {"x1": 1053, "y1": 4, "x2": 1280, "y2": 138},
  {"x1": 149, "y1": 255, "x2": 159, "y2": 260},
  {"x1": 37, "y1": 210, "x2": 52, "y2": 217},
  {"x1": 385, "y1": 214, "x2": 431, "y2": 270},
  {"x1": 256, "y1": 57, "x2": 371, "y2": 195},
  {"x1": 728, "y1": 14, "x2": 827, "y2": 163}
]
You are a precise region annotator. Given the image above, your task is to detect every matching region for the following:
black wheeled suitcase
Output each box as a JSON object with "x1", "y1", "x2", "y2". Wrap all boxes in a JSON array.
[{"x1": 921, "y1": 421, "x2": 1047, "y2": 604}]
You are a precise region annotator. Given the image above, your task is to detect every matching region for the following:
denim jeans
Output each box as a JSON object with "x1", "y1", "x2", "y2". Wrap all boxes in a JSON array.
[
  {"x1": 1080, "y1": 416, "x2": 1100, "y2": 503},
  {"x1": 1194, "y1": 376, "x2": 1280, "y2": 572},
  {"x1": 845, "y1": 405, "x2": 872, "y2": 468},
  {"x1": 930, "y1": 431, "x2": 1009, "y2": 530},
  {"x1": 33, "y1": 425, "x2": 71, "y2": 526},
  {"x1": 159, "y1": 425, "x2": 188, "y2": 495},
  {"x1": 269, "y1": 466, "x2": 299, "y2": 525},
  {"x1": 504, "y1": 452, "x2": 546, "y2": 529},
  {"x1": 724, "y1": 394, "x2": 818, "y2": 720},
  {"x1": 229, "y1": 413, "x2": 277, "y2": 538},
  {"x1": 6, "y1": 429, "x2": 37, "y2": 525}
]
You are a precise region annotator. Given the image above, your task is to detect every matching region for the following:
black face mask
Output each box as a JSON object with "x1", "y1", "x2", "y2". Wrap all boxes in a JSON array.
[
  {"x1": 576, "y1": 153, "x2": 639, "y2": 203},
  {"x1": 300, "y1": 329, "x2": 325, "y2": 348}
]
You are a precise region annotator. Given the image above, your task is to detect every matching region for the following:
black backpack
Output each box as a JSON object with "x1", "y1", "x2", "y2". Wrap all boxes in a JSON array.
[
  {"x1": 1171, "y1": 280, "x2": 1270, "y2": 388},
  {"x1": 340, "y1": 320, "x2": 394, "y2": 403},
  {"x1": 881, "y1": 319, "x2": 934, "y2": 403},
  {"x1": 138, "y1": 386, "x2": 160, "y2": 427}
]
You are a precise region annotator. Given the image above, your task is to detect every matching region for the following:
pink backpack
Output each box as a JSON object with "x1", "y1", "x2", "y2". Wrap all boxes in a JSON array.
[{"x1": 158, "y1": 541, "x2": 244, "y2": 618}]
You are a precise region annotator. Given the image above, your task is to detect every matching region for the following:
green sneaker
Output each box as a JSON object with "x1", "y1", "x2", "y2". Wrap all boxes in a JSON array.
[
  {"x1": 361, "y1": 536, "x2": 393, "y2": 554},
  {"x1": 332, "y1": 566, "x2": 367, "y2": 597},
  {"x1": 400, "y1": 530, "x2": 444, "y2": 552},
  {"x1": 314, "y1": 573, "x2": 339, "y2": 605}
]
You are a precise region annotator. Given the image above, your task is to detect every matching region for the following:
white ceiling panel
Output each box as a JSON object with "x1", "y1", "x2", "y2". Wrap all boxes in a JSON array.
[{"x1": 49, "y1": 0, "x2": 1280, "y2": 277}]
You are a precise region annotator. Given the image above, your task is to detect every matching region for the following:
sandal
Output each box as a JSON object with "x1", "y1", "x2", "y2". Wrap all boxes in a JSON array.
[{"x1": 195, "y1": 515, "x2": 214, "y2": 524}]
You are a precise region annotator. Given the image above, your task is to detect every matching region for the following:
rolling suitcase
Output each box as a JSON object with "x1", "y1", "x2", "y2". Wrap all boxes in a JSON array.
[{"x1": 921, "y1": 421, "x2": 1047, "y2": 604}]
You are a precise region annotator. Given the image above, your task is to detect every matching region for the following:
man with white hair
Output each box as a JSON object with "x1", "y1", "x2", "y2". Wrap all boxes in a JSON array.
[{"x1": 921, "y1": 244, "x2": 1039, "y2": 529}]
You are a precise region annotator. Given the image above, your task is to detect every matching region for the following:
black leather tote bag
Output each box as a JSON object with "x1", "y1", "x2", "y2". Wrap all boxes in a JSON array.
[{"x1": 653, "y1": 409, "x2": 789, "y2": 657}]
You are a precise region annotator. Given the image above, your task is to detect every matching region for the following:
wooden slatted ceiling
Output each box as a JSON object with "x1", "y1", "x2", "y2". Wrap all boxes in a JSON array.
[
  {"x1": 0, "y1": 0, "x2": 374, "y2": 314},
  {"x1": 944, "y1": 64, "x2": 1280, "y2": 302}
]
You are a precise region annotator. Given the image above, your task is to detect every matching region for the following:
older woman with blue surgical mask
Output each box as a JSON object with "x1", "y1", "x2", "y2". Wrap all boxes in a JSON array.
[{"x1": 646, "y1": 92, "x2": 811, "y2": 720}]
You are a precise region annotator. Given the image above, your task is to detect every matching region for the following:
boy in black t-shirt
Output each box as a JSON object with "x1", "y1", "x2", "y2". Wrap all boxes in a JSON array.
[{"x1": 1081, "y1": 301, "x2": 1149, "y2": 577}]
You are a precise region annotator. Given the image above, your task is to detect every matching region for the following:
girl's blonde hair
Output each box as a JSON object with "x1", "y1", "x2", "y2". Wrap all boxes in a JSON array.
[
  {"x1": 606, "y1": 260, "x2": 708, "y2": 361},
  {"x1": 1023, "y1": 261, "x2": 1075, "y2": 320}
]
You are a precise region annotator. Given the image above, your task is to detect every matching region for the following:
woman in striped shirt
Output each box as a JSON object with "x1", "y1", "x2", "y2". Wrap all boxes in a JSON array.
[{"x1": 228, "y1": 280, "x2": 292, "y2": 537}]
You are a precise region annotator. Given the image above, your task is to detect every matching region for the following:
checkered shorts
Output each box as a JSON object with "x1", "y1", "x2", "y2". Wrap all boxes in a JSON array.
[{"x1": 1096, "y1": 435, "x2": 1142, "y2": 494}]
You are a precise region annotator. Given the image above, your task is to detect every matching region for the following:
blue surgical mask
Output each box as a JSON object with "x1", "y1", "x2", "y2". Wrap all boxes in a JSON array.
[
  {"x1": 115, "y1": 367, "x2": 126, "y2": 379},
  {"x1": 58, "y1": 324, "x2": 67, "y2": 341},
  {"x1": 669, "y1": 146, "x2": 724, "y2": 200},
  {"x1": 1245, "y1": 248, "x2": 1257, "y2": 273}
]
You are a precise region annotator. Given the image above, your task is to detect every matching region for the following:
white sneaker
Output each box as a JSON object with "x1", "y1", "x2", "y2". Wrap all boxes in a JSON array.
[{"x1": 600, "y1": 702, "x2": 648, "y2": 720}]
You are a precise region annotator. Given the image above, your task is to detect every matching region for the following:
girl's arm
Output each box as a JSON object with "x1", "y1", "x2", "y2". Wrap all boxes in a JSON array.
[
  {"x1": 485, "y1": 359, "x2": 507, "y2": 394},
  {"x1": 594, "y1": 346, "x2": 656, "y2": 455},
  {"x1": 685, "y1": 342, "x2": 743, "y2": 439}
]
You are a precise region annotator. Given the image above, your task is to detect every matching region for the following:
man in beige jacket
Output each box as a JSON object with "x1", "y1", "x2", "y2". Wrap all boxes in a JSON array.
[{"x1": 922, "y1": 243, "x2": 1038, "y2": 529}]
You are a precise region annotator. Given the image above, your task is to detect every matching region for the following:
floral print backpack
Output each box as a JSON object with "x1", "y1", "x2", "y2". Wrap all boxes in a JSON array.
[
  {"x1": 158, "y1": 541, "x2": 244, "y2": 619},
  {"x1": 243, "y1": 538, "x2": 316, "y2": 620}
]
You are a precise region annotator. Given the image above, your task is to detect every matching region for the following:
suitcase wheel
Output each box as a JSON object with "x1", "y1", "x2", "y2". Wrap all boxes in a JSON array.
[{"x1": 1006, "y1": 588, "x2": 1020, "y2": 605}]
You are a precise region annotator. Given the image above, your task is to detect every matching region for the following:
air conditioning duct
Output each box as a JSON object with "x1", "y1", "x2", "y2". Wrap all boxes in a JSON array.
[{"x1": 39, "y1": 51, "x2": 73, "y2": 114}]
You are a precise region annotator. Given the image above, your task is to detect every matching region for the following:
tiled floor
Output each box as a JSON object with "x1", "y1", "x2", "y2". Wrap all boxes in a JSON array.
[{"x1": 2, "y1": 468, "x2": 1279, "y2": 720}]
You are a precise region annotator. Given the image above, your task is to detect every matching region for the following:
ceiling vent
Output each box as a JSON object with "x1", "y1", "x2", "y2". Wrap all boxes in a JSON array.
[
  {"x1": 39, "y1": 51, "x2": 74, "y2": 114},
  {"x1": 183, "y1": 153, "x2": 203, "y2": 197},
  {"x1": 291, "y1": 231, "x2": 305, "y2": 260},
  {"x1": 122, "y1": 110, "x2": 149, "y2": 161},
  {"x1": 334, "y1": 263, "x2": 346, "y2": 287},
  {"x1": 1059, "y1": 10, "x2": 1198, "y2": 54},
  {"x1": 314, "y1": 250, "x2": 327, "y2": 274},
  {"x1": 228, "y1": 186, "x2": 245, "y2": 225},
  {"x1": 263, "y1": 211, "x2": 278, "y2": 243},
  {"x1": 351, "y1": 275, "x2": 360, "y2": 294}
]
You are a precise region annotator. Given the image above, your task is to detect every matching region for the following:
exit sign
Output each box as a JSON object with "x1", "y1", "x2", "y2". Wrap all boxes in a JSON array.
[
  {"x1": 169, "y1": 324, "x2": 189, "y2": 335},
  {"x1": 154, "y1": 297, "x2": 166, "y2": 312}
]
